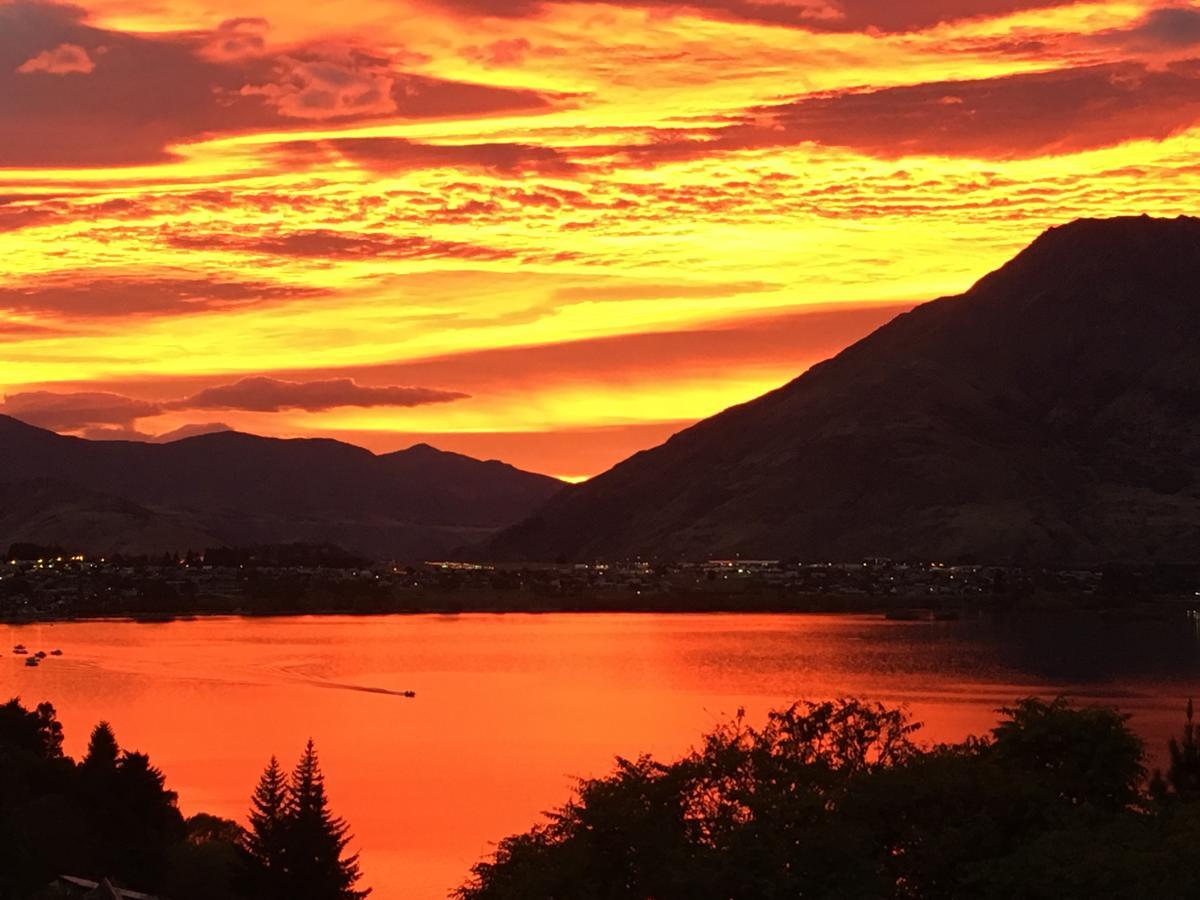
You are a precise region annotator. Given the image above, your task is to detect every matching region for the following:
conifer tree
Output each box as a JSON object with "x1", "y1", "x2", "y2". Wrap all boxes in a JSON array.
[
  {"x1": 244, "y1": 755, "x2": 293, "y2": 899},
  {"x1": 285, "y1": 740, "x2": 369, "y2": 900},
  {"x1": 83, "y1": 722, "x2": 120, "y2": 771},
  {"x1": 1153, "y1": 698, "x2": 1200, "y2": 803}
]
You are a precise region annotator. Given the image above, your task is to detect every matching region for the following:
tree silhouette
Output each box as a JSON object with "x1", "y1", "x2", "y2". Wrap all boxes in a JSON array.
[
  {"x1": 1152, "y1": 698, "x2": 1200, "y2": 803},
  {"x1": 456, "y1": 697, "x2": 1170, "y2": 900},
  {"x1": 82, "y1": 721, "x2": 120, "y2": 771},
  {"x1": 0, "y1": 698, "x2": 64, "y2": 759},
  {"x1": 244, "y1": 742, "x2": 369, "y2": 899},
  {"x1": 244, "y1": 755, "x2": 293, "y2": 899},
  {"x1": 285, "y1": 740, "x2": 369, "y2": 900},
  {"x1": 73, "y1": 721, "x2": 186, "y2": 887}
]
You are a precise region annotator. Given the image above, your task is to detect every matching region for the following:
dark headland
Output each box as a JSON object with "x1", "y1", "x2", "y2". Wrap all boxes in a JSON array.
[{"x1": 484, "y1": 215, "x2": 1200, "y2": 566}]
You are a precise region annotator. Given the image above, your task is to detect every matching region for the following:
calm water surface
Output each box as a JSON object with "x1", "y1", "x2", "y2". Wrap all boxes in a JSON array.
[{"x1": 4, "y1": 613, "x2": 1200, "y2": 898}]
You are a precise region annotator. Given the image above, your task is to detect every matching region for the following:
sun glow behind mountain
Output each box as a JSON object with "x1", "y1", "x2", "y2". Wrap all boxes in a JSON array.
[{"x1": 2, "y1": 0, "x2": 1199, "y2": 478}]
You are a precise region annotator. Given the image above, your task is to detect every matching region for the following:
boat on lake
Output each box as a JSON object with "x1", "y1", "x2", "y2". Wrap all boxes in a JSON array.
[{"x1": 24, "y1": 657, "x2": 38, "y2": 667}]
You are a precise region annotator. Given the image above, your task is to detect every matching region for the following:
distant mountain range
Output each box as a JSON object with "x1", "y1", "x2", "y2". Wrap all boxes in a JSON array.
[
  {"x1": 0, "y1": 418, "x2": 563, "y2": 559},
  {"x1": 486, "y1": 215, "x2": 1200, "y2": 565}
]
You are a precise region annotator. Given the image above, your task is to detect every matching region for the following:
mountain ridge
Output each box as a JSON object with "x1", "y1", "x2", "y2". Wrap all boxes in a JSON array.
[
  {"x1": 483, "y1": 215, "x2": 1200, "y2": 564},
  {"x1": 0, "y1": 417, "x2": 564, "y2": 559}
]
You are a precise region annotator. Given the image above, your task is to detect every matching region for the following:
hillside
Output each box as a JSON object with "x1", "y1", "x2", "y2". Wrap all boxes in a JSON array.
[
  {"x1": 0, "y1": 419, "x2": 563, "y2": 559},
  {"x1": 484, "y1": 215, "x2": 1200, "y2": 564}
]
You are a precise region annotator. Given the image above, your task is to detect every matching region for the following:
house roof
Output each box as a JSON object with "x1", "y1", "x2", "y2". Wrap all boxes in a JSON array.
[{"x1": 57, "y1": 875, "x2": 162, "y2": 900}]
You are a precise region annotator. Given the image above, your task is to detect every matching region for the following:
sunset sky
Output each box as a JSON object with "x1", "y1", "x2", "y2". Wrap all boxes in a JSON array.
[{"x1": 2, "y1": 0, "x2": 1198, "y2": 479}]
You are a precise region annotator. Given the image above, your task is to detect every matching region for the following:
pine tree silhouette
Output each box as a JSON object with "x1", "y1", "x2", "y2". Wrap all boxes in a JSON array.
[
  {"x1": 285, "y1": 740, "x2": 369, "y2": 900},
  {"x1": 1153, "y1": 698, "x2": 1200, "y2": 803},
  {"x1": 244, "y1": 755, "x2": 293, "y2": 899},
  {"x1": 83, "y1": 722, "x2": 120, "y2": 771}
]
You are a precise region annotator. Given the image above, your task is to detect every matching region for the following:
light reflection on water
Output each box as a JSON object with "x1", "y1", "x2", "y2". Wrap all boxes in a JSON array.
[{"x1": 3, "y1": 612, "x2": 1199, "y2": 899}]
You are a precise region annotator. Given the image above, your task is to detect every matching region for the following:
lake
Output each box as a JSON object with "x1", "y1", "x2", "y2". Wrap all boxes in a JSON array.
[{"x1": 4, "y1": 612, "x2": 1200, "y2": 898}]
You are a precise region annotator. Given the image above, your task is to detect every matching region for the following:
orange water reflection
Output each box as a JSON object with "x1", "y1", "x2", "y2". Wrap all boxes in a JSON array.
[{"x1": 3, "y1": 613, "x2": 1198, "y2": 898}]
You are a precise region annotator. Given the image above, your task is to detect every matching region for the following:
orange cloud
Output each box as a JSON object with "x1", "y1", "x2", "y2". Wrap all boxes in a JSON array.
[{"x1": 16, "y1": 40, "x2": 94, "y2": 74}]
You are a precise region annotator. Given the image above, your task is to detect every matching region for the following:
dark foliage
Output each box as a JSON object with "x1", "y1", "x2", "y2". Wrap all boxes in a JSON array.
[
  {"x1": 457, "y1": 697, "x2": 1200, "y2": 900},
  {"x1": 242, "y1": 741, "x2": 369, "y2": 900},
  {"x1": 0, "y1": 701, "x2": 190, "y2": 897},
  {"x1": 1152, "y1": 698, "x2": 1200, "y2": 804},
  {"x1": 7, "y1": 692, "x2": 1200, "y2": 900},
  {"x1": 243, "y1": 755, "x2": 291, "y2": 897},
  {"x1": 0, "y1": 697, "x2": 368, "y2": 900}
]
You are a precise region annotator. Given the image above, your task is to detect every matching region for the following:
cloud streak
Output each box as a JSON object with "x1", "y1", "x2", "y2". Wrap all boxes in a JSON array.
[
  {"x1": 165, "y1": 229, "x2": 518, "y2": 261},
  {"x1": 617, "y1": 61, "x2": 1200, "y2": 162},
  {"x1": 170, "y1": 377, "x2": 469, "y2": 413},
  {"x1": 278, "y1": 137, "x2": 580, "y2": 176},
  {"x1": 0, "y1": 277, "x2": 325, "y2": 317},
  {"x1": 434, "y1": 0, "x2": 1077, "y2": 33},
  {"x1": 1, "y1": 378, "x2": 470, "y2": 436}
]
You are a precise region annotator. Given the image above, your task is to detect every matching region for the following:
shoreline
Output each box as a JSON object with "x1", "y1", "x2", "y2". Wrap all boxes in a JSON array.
[{"x1": 3, "y1": 594, "x2": 1194, "y2": 627}]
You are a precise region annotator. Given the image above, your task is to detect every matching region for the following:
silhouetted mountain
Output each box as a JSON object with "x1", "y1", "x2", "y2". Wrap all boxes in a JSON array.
[
  {"x1": 486, "y1": 216, "x2": 1200, "y2": 564},
  {"x1": 0, "y1": 419, "x2": 562, "y2": 559}
]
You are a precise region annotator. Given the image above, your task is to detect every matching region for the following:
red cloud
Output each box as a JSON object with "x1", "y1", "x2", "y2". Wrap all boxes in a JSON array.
[
  {"x1": 0, "y1": 1, "x2": 556, "y2": 167},
  {"x1": 1094, "y1": 6, "x2": 1200, "y2": 52},
  {"x1": 621, "y1": 61, "x2": 1200, "y2": 162},
  {"x1": 462, "y1": 38, "x2": 535, "y2": 67},
  {"x1": 239, "y1": 46, "x2": 402, "y2": 119},
  {"x1": 279, "y1": 137, "x2": 579, "y2": 176},
  {"x1": 0, "y1": 391, "x2": 161, "y2": 431},
  {"x1": 757, "y1": 61, "x2": 1200, "y2": 158},
  {"x1": 0, "y1": 276, "x2": 324, "y2": 317},
  {"x1": 166, "y1": 229, "x2": 516, "y2": 261},
  {"x1": 170, "y1": 377, "x2": 469, "y2": 412},
  {"x1": 434, "y1": 0, "x2": 1073, "y2": 33},
  {"x1": 202, "y1": 18, "x2": 270, "y2": 61},
  {"x1": 1, "y1": 378, "x2": 470, "y2": 435}
]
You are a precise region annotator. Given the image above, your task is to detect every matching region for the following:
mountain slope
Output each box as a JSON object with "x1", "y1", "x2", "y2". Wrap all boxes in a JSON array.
[
  {"x1": 485, "y1": 215, "x2": 1200, "y2": 564},
  {"x1": 0, "y1": 420, "x2": 563, "y2": 558}
]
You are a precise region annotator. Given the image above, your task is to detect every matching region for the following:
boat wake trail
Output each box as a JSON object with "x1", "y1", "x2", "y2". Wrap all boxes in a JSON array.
[{"x1": 305, "y1": 679, "x2": 416, "y2": 698}]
